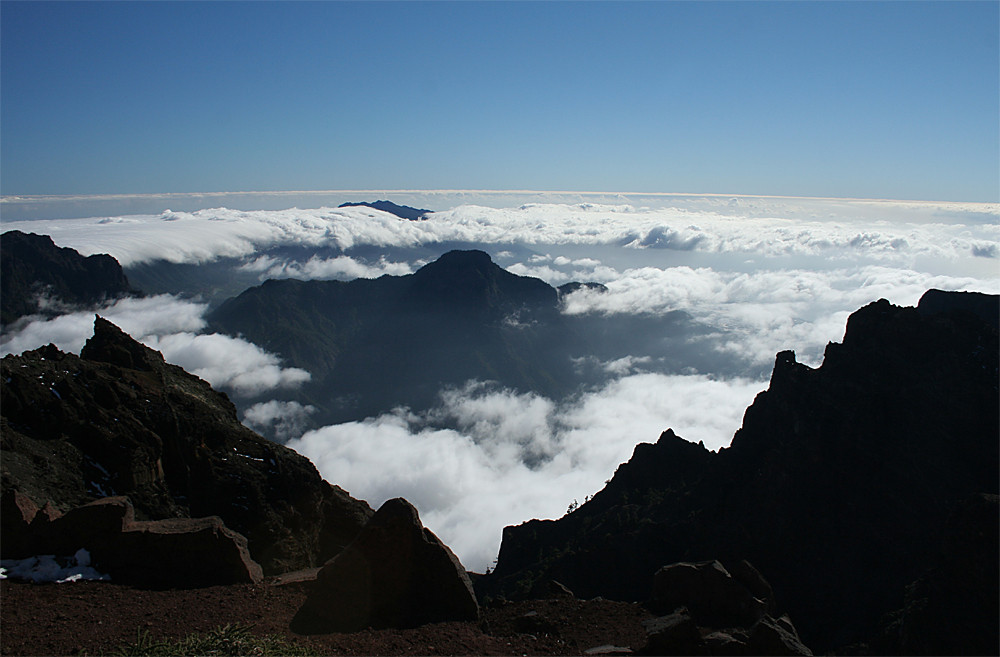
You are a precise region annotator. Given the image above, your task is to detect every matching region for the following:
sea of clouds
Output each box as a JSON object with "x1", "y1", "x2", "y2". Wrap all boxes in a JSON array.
[{"x1": 2, "y1": 192, "x2": 997, "y2": 570}]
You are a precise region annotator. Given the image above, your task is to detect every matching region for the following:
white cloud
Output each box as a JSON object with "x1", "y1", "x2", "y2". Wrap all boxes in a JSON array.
[
  {"x1": 3, "y1": 197, "x2": 995, "y2": 267},
  {"x1": 239, "y1": 254, "x2": 413, "y2": 281},
  {"x1": 560, "y1": 264, "x2": 1000, "y2": 367},
  {"x1": 143, "y1": 332, "x2": 310, "y2": 397},
  {"x1": 5, "y1": 193, "x2": 997, "y2": 575},
  {"x1": 288, "y1": 373, "x2": 763, "y2": 572},
  {"x1": 242, "y1": 400, "x2": 317, "y2": 442},
  {"x1": 0, "y1": 295, "x2": 207, "y2": 356},
  {"x1": 1, "y1": 295, "x2": 310, "y2": 398}
]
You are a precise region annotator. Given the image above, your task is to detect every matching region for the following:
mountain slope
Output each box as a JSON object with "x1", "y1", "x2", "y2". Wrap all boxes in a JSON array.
[
  {"x1": 0, "y1": 316, "x2": 373, "y2": 574},
  {"x1": 483, "y1": 290, "x2": 999, "y2": 653},
  {"x1": 1, "y1": 230, "x2": 138, "y2": 325},
  {"x1": 208, "y1": 250, "x2": 579, "y2": 425}
]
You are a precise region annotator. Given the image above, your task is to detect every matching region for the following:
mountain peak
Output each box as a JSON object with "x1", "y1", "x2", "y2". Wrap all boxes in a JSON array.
[{"x1": 80, "y1": 315, "x2": 165, "y2": 372}]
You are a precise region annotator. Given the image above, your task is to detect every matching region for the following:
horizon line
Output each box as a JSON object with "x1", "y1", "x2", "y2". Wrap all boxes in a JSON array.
[{"x1": 2, "y1": 189, "x2": 997, "y2": 207}]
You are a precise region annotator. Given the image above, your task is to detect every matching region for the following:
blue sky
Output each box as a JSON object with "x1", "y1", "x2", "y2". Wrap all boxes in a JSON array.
[{"x1": 2, "y1": 1, "x2": 997, "y2": 201}]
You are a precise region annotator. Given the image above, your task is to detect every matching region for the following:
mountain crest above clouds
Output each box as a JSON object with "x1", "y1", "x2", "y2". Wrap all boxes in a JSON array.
[
  {"x1": 208, "y1": 250, "x2": 578, "y2": 426},
  {"x1": 336, "y1": 200, "x2": 432, "y2": 221},
  {"x1": 0, "y1": 230, "x2": 138, "y2": 326},
  {"x1": 484, "y1": 290, "x2": 999, "y2": 655}
]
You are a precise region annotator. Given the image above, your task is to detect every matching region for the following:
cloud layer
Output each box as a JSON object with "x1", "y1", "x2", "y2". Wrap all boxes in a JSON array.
[
  {"x1": 3, "y1": 197, "x2": 996, "y2": 267},
  {"x1": 3, "y1": 193, "x2": 997, "y2": 571},
  {"x1": 289, "y1": 374, "x2": 764, "y2": 571}
]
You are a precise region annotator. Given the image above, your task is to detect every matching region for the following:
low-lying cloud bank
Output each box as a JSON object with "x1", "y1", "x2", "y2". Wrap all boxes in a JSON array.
[
  {"x1": 288, "y1": 374, "x2": 764, "y2": 572},
  {"x1": 2, "y1": 198, "x2": 995, "y2": 267},
  {"x1": 239, "y1": 253, "x2": 414, "y2": 281},
  {"x1": 0, "y1": 295, "x2": 309, "y2": 398}
]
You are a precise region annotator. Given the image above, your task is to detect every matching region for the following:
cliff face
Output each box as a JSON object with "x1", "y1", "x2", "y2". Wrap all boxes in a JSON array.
[
  {"x1": 0, "y1": 317, "x2": 373, "y2": 574},
  {"x1": 1, "y1": 230, "x2": 137, "y2": 325},
  {"x1": 486, "y1": 290, "x2": 999, "y2": 653}
]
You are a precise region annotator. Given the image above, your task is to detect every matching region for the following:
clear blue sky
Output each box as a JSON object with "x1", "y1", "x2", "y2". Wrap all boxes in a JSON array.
[{"x1": 2, "y1": 1, "x2": 997, "y2": 201}]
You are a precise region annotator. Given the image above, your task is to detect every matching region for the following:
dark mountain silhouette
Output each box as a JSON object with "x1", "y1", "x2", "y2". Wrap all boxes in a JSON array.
[
  {"x1": 482, "y1": 290, "x2": 999, "y2": 654},
  {"x1": 1, "y1": 230, "x2": 138, "y2": 325},
  {"x1": 208, "y1": 250, "x2": 582, "y2": 426},
  {"x1": 0, "y1": 316, "x2": 373, "y2": 575},
  {"x1": 337, "y1": 200, "x2": 432, "y2": 220},
  {"x1": 207, "y1": 249, "x2": 725, "y2": 433}
]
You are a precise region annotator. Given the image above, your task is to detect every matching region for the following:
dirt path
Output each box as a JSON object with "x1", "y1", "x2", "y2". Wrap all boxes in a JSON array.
[{"x1": 1, "y1": 579, "x2": 652, "y2": 656}]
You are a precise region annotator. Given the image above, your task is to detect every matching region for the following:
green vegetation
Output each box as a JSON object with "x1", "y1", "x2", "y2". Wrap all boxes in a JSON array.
[{"x1": 105, "y1": 624, "x2": 317, "y2": 656}]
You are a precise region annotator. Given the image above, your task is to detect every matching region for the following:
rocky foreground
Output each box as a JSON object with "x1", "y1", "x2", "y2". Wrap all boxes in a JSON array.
[{"x1": 2, "y1": 289, "x2": 998, "y2": 656}]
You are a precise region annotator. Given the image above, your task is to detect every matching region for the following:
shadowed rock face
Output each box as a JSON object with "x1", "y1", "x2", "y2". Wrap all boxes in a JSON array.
[
  {"x1": 207, "y1": 249, "x2": 577, "y2": 426},
  {"x1": 1, "y1": 230, "x2": 137, "y2": 325},
  {"x1": 0, "y1": 316, "x2": 373, "y2": 574},
  {"x1": 292, "y1": 498, "x2": 479, "y2": 634},
  {"x1": 485, "y1": 291, "x2": 999, "y2": 653}
]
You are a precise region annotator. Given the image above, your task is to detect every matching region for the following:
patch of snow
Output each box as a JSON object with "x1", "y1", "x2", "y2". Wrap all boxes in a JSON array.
[{"x1": 0, "y1": 549, "x2": 110, "y2": 583}]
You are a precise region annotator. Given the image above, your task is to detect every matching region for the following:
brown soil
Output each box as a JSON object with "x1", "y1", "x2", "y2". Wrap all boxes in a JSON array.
[{"x1": 0, "y1": 578, "x2": 652, "y2": 656}]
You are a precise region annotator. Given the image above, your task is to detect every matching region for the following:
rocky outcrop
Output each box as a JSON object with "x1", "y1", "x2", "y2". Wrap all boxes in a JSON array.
[
  {"x1": 1, "y1": 494, "x2": 262, "y2": 588},
  {"x1": 639, "y1": 560, "x2": 809, "y2": 655},
  {"x1": 1, "y1": 317, "x2": 373, "y2": 574},
  {"x1": 484, "y1": 291, "x2": 999, "y2": 653},
  {"x1": 0, "y1": 230, "x2": 137, "y2": 325},
  {"x1": 292, "y1": 498, "x2": 479, "y2": 633},
  {"x1": 649, "y1": 560, "x2": 770, "y2": 628}
]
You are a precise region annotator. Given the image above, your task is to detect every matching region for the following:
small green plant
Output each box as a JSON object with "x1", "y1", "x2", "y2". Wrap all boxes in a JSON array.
[{"x1": 105, "y1": 623, "x2": 317, "y2": 656}]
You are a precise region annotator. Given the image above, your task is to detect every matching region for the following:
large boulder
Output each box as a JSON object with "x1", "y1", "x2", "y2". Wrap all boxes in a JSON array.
[
  {"x1": 113, "y1": 516, "x2": 263, "y2": 588},
  {"x1": 2, "y1": 495, "x2": 262, "y2": 588},
  {"x1": 649, "y1": 560, "x2": 769, "y2": 627},
  {"x1": 292, "y1": 498, "x2": 479, "y2": 633}
]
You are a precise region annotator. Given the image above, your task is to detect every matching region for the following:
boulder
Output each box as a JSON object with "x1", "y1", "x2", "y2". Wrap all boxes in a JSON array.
[
  {"x1": 1, "y1": 494, "x2": 262, "y2": 588},
  {"x1": 111, "y1": 516, "x2": 263, "y2": 588},
  {"x1": 649, "y1": 560, "x2": 768, "y2": 627},
  {"x1": 292, "y1": 498, "x2": 479, "y2": 633},
  {"x1": 528, "y1": 578, "x2": 576, "y2": 599},
  {"x1": 38, "y1": 496, "x2": 133, "y2": 556},
  {"x1": 637, "y1": 609, "x2": 703, "y2": 655},
  {"x1": 749, "y1": 615, "x2": 813, "y2": 656},
  {"x1": 0, "y1": 489, "x2": 39, "y2": 557}
]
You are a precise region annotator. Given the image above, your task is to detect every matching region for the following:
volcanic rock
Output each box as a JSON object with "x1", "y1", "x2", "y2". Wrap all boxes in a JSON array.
[
  {"x1": 292, "y1": 498, "x2": 479, "y2": 633},
  {"x1": 1, "y1": 317, "x2": 373, "y2": 574},
  {"x1": 0, "y1": 230, "x2": 137, "y2": 325},
  {"x1": 649, "y1": 560, "x2": 768, "y2": 628},
  {"x1": 485, "y1": 291, "x2": 999, "y2": 653},
  {"x1": 4, "y1": 495, "x2": 262, "y2": 587}
]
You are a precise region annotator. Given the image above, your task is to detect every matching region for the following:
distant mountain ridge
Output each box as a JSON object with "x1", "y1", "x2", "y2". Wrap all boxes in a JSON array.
[
  {"x1": 482, "y1": 290, "x2": 999, "y2": 654},
  {"x1": 1, "y1": 230, "x2": 138, "y2": 325},
  {"x1": 337, "y1": 200, "x2": 432, "y2": 220},
  {"x1": 208, "y1": 249, "x2": 581, "y2": 426}
]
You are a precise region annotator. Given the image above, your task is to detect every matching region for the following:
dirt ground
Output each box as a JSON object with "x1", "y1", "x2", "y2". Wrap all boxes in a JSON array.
[{"x1": 0, "y1": 577, "x2": 653, "y2": 656}]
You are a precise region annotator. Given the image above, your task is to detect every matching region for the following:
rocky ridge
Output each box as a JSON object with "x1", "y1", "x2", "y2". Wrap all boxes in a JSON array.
[
  {"x1": 1, "y1": 316, "x2": 373, "y2": 575},
  {"x1": 1, "y1": 230, "x2": 138, "y2": 326},
  {"x1": 483, "y1": 290, "x2": 999, "y2": 654}
]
